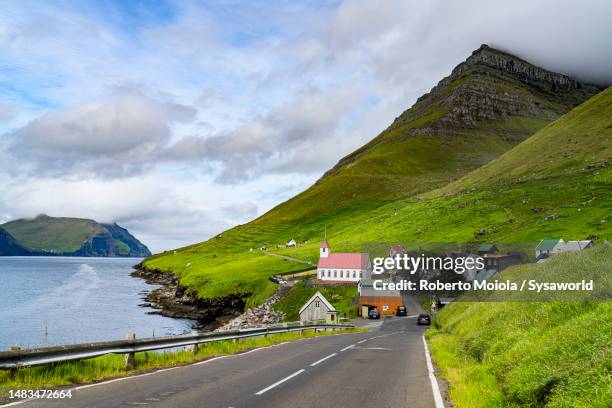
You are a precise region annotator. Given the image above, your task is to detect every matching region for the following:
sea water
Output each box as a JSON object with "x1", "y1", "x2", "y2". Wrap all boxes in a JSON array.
[{"x1": 0, "y1": 257, "x2": 194, "y2": 350}]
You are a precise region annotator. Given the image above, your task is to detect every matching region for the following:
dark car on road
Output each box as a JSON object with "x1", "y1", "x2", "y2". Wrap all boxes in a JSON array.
[
  {"x1": 396, "y1": 305, "x2": 407, "y2": 316},
  {"x1": 417, "y1": 314, "x2": 431, "y2": 325},
  {"x1": 368, "y1": 308, "x2": 380, "y2": 319}
]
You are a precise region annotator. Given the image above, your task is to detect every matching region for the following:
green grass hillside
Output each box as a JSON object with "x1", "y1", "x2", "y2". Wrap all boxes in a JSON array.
[
  {"x1": 434, "y1": 88, "x2": 612, "y2": 195},
  {"x1": 3, "y1": 215, "x2": 105, "y2": 253},
  {"x1": 143, "y1": 49, "x2": 606, "y2": 307},
  {"x1": 426, "y1": 246, "x2": 611, "y2": 407}
]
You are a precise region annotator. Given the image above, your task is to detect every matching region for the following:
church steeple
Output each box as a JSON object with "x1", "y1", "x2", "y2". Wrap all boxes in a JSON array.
[{"x1": 320, "y1": 239, "x2": 330, "y2": 258}]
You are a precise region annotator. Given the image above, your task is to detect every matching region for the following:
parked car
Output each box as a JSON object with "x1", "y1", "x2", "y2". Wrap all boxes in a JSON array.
[
  {"x1": 417, "y1": 314, "x2": 431, "y2": 325},
  {"x1": 368, "y1": 308, "x2": 380, "y2": 319},
  {"x1": 396, "y1": 305, "x2": 407, "y2": 316}
]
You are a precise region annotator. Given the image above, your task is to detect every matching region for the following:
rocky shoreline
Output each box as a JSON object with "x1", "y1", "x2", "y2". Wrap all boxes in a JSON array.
[{"x1": 131, "y1": 263, "x2": 246, "y2": 331}]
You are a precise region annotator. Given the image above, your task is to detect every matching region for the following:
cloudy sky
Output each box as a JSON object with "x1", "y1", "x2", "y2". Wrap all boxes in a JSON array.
[{"x1": 1, "y1": 0, "x2": 610, "y2": 253}]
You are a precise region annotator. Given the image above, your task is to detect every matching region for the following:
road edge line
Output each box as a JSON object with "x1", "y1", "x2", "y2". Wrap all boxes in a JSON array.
[{"x1": 422, "y1": 335, "x2": 445, "y2": 408}]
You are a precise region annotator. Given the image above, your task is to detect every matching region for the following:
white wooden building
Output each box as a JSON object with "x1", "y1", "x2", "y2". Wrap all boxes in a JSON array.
[
  {"x1": 317, "y1": 240, "x2": 370, "y2": 284},
  {"x1": 299, "y1": 291, "x2": 338, "y2": 323}
]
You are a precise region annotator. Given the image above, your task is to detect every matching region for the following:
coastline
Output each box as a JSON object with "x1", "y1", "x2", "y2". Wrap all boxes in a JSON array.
[{"x1": 131, "y1": 263, "x2": 246, "y2": 331}]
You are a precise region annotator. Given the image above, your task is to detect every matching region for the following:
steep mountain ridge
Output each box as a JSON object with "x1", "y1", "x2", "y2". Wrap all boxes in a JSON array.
[
  {"x1": 255, "y1": 45, "x2": 600, "y2": 224},
  {"x1": 1, "y1": 215, "x2": 151, "y2": 257},
  {"x1": 142, "y1": 46, "x2": 608, "y2": 315}
]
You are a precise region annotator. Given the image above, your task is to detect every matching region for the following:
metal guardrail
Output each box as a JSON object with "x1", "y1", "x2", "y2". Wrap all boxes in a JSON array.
[{"x1": 0, "y1": 323, "x2": 354, "y2": 370}]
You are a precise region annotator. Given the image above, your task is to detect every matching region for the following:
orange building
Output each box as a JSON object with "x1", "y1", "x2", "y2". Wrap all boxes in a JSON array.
[{"x1": 358, "y1": 279, "x2": 403, "y2": 316}]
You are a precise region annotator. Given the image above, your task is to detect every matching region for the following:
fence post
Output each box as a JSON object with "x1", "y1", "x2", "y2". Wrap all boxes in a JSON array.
[{"x1": 125, "y1": 332, "x2": 136, "y2": 370}]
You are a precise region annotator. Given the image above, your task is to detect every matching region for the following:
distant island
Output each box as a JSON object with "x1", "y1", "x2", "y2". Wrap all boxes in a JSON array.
[{"x1": 0, "y1": 214, "x2": 151, "y2": 257}]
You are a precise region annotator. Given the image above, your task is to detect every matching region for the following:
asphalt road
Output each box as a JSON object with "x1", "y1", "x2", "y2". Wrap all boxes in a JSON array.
[{"x1": 12, "y1": 316, "x2": 441, "y2": 408}]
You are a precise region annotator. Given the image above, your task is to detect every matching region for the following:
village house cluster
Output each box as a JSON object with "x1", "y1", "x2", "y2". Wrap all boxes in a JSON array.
[{"x1": 298, "y1": 237, "x2": 595, "y2": 322}]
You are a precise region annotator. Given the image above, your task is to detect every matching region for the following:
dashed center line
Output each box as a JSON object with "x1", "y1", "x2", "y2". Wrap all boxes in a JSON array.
[
  {"x1": 340, "y1": 344, "x2": 355, "y2": 351},
  {"x1": 357, "y1": 339, "x2": 368, "y2": 344},
  {"x1": 255, "y1": 369, "x2": 305, "y2": 395},
  {"x1": 310, "y1": 353, "x2": 337, "y2": 366}
]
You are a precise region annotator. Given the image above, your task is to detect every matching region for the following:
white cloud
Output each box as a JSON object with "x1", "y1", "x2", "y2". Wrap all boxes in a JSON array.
[
  {"x1": 8, "y1": 92, "x2": 197, "y2": 177},
  {"x1": 0, "y1": 0, "x2": 610, "y2": 251}
]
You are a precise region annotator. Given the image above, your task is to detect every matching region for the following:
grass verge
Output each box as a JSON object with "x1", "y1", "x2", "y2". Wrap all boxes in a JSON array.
[{"x1": 426, "y1": 248, "x2": 612, "y2": 408}]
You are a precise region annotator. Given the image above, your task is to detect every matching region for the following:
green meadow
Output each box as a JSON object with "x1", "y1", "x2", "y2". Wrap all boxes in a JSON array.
[{"x1": 144, "y1": 88, "x2": 611, "y2": 305}]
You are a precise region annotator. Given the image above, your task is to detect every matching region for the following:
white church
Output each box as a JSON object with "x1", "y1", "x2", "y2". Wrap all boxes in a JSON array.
[{"x1": 316, "y1": 239, "x2": 371, "y2": 284}]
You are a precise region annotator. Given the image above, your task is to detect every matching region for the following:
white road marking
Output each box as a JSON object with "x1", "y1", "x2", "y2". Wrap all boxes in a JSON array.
[
  {"x1": 340, "y1": 344, "x2": 355, "y2": 351},
  {"x1": 357, "y1": 339, "x2": 368, "y2": 344},
  {"x1": 1, "y1": 400, "x2": 34, "y2": 407},
  {"x1": 422, "y1": 335, "x2": 445, "y2": 408},
  {"x1": 3, "y1": 333, "x2": 361, "y2": 406},
  {"x1": 357, "y1": 347, "x2": 392, "y2": 351},
  {"x1": 0, "y1": 340, "x2": 308, "y2": 407},
  {"x1": 254, "y1": 369, "x2": 305, "y2": 395},
  {"x1": 310, "y1": 353, "x2": 337, "y2": 366}
]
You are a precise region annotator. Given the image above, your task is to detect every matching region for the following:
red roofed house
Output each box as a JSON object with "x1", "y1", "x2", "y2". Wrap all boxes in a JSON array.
[{"x1": 316, "y1": 240, "x2": 371, "y2": 284}]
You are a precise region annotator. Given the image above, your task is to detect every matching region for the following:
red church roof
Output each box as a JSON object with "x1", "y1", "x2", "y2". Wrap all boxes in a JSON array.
[
  {"x1": 318, "y1": 253, "x2": 369, "y2": 269},
  {"x1": 320, "y1": 240, "x2": 330, "y2": 249}
]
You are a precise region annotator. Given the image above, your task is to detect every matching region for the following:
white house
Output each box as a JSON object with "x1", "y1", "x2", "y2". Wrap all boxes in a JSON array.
[
  {"x1": 536, "y1": 239, "x2": 565, "y2": 258},
  {"x1": 299, "y1": 291, "x2": 338, "y2": 323},
  {"x1": 560, "y1": 240, "x2": 593, "y2": 251},
  {"x1": 536, "y1": 239, "x2": 593, "y2": 261},
  {"x1": 317, "y1": 240, "x2": 370, "y2": 283},
  {"x1": 286, "y1": 239, "x2": 297, "y2": 247}
]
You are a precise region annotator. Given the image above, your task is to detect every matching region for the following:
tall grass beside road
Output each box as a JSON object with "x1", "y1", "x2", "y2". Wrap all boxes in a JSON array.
[{"x1": 426, "y1": 247, "x2": 611, "y2": 407}]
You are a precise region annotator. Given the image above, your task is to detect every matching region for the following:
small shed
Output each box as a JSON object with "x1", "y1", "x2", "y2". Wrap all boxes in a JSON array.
[
  {"x1": 286, "y1": 239, "x2": 297, "y2": 247},
  {"x1": 299, "y1": 291, "x2": 338, "y2": 324}
]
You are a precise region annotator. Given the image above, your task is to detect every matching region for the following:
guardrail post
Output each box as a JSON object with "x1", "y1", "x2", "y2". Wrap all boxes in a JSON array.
[
  {"x1": 8, "y1": 346, "x2": 20, "y2": 379},
  {"x1": 125, "y1": 332, "x2": 136, "y2": 370},
  {"x1": 188, "y1": 330, "x2": 199, "y2": 355}
]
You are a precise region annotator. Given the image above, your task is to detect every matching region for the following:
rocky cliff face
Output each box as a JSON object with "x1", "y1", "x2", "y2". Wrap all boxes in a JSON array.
[
  {"x1": 401, "y1": 45, "x2": 601, "y2": 138},
  {"x1": 321, "y1": 45, "x2": 600, "y2": 185},
  {"x1": 103, "y1": 223, "x2": 151, "y2": 256},
  {"x1": 450, "y1": 44, "x2": 594, "y2": 91},
  {"x1": 0, "y1": 227, "x2": 33, "y2": 256},
  {"x1": 66, "y1": 225, "x2": 152, "y2": 257}
]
